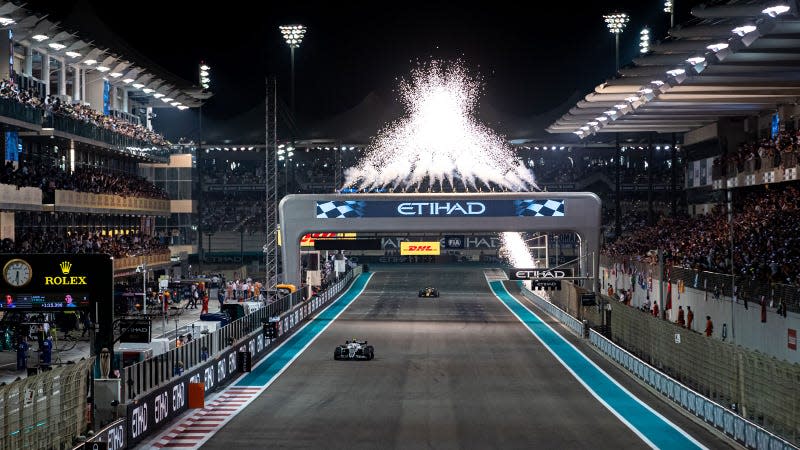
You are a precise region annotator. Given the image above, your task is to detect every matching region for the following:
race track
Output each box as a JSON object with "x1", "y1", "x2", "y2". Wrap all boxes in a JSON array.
[{"x1": 199, "y1": 268, "x2": 733, "y2": 449}]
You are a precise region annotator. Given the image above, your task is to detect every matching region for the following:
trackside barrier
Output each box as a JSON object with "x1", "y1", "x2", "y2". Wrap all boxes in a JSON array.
[
  {"x1": 121, "y1": 266, "x2": 361, "y2": 448},
  {"x1": 520, "y1": 285, "x2": 585, "y2": 337},
  {"x1": 589, "y1": 329, "x2": 797, "y2": 450},
  {"x1": 519, "y1": 283, "x2": 796, "y2": 449}
]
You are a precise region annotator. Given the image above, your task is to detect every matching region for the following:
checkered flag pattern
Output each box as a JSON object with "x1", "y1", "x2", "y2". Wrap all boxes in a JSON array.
[
  {"x1": 515, "y1": 199, "x2": 565, "y2": 217},
  {"x1": 316, "y1": 200, "x2": 366, "y2": 218}
]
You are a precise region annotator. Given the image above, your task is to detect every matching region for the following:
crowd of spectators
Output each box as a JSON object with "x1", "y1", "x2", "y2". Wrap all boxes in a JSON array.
[
  {"x1": 604, "y1": 186, "x2": 800, "y2": 285},
  {"x1": 715, "y1": 130, "x2": 800, "y2": 177},
  {"x1": 201, "y1": 197, "x2": 265, "y2": 234},
  {"x1": 531, "y1": 158, "x2": 674, "y2": 186},
  {"x1": 202, "y1": 163, "x2": 263, "y2": 185},
  {"x1": 0, "y1": 161, "x2": 168, "y2": 199},
  {"x1": 0, "y1": 230, "x2": 168, "y2": 258},
  {"x1": 0, "y1": 79, "x2": 168, "y2": 146}
]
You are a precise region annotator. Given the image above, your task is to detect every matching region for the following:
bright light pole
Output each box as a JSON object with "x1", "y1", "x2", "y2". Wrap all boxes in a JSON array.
[
  {"x1": 604, "y1": 13, "x2": 630, "y2": 72},
  {"x1": 197, "y1": 62, "x2": 211, "y2": 272},
  {"x1": 640, "y1": 28, "x2": 651, "y2": 54},
  {"x1": 279, "y1": 24, "x2": 306, "y2": 116},
  {"x1": 664, "y1": 0, "x2": 674, "y2": 27}
]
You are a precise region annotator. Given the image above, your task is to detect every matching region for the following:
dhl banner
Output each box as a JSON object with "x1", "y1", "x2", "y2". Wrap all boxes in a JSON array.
[{"x1": 400, "y1": 241, "x2": 440, "y2": 256}]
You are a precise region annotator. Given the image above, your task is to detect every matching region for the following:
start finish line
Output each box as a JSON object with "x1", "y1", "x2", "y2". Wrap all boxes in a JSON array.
[{"x1": 279, "y1": 192, "x2": 601, "y2": 290}]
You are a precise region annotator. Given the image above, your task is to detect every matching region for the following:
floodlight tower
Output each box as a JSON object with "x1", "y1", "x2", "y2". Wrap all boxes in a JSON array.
[{"x1": 604, "y1": 13, "x2": 630, "y2": 71}]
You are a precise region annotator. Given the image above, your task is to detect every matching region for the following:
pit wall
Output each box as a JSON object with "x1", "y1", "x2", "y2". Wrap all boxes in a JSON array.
[
  {"x1": 601, "y1": 265, "x2": 800, "y2": 365},
  {"x1": 531, "y1": 280, "x2": 800, "y2": 447}
]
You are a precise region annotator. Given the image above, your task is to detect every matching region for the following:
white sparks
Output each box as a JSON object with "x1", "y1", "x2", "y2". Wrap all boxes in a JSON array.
[
  {"x1": 344, "y1": 61, "x2": 537, "y2": 192},
  {"x1": 499, "y1": 232, "x2": 539, "y2": 291}
]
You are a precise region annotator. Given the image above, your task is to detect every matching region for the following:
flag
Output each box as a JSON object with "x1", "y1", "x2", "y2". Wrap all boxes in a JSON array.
[
  {"x1": 665, "y1": 275, "x2": 672, "y2": 311},
  {"x1": 761, "y1": 295, "x2": 767, "y2": 323}
]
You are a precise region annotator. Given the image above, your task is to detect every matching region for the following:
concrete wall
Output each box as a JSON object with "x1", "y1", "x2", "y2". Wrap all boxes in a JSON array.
[{"x1": 602, "y1": 265, "x2": 800, "y2": 364}]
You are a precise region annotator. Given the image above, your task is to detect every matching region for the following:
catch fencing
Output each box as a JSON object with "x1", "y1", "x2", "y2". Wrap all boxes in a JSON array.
[{"x1": 0, "y1": 358, "x2": 94, "y2": 450}]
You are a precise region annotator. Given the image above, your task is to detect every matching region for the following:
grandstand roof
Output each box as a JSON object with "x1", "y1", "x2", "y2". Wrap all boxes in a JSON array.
[
  {"x1": 0, "y1": 1, "x2": 208, "y2": 109},
  {"x1": 548, "y1": 0, "x2": 800, "y2": 136}
]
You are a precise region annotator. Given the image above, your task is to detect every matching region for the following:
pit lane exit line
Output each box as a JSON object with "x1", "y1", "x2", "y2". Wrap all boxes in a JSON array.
[
  {"x1": 487, "y1": 280, "x2": 706, "y2": 450},
  {"x1": 144, "y1": 272, "x2": 374, "y2": 449}
]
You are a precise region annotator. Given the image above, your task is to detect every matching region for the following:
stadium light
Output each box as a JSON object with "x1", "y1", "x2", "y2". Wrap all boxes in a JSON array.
[
  {"x1": 625, "y1": 96, "x2": 640, "y2": 102},
  {"x1": 177, "y1": 105, "x2": 189, "y2": 110},
  {"x1": 109, "y1": 72, "x2": 123, "y2": 78},
  {"x1": 122, "y1": 78, "x2": 134, "y2": 84},
  {"x1": 686, "y1": 56, "x2": 705, "y2": 65},
  {"x1": 763, "y1": 5, "x2": 790, "y2": 17},
  {"x1": 160, "y1": 97, "x2": 171, "y2": 103},
  {"x1": 664, "y1": 0, "x2": 674, "y2": 26},
  {"x1": 603, "y1": 13, "x2": 629, "y2": 71},
  {"x1": 84, "y1": 59, "x2": 97, "y2": 65},
  {"x1": 707, "y1": 42, "x2": 729, "y2": 52},
  {"x1": 48, "y1": 42, "x2": 66, "y2": 51},
  {"x1": 732, "y1": 25, "x2": 757, "y2": 36},
  {"x1": 142, "y1": 88, "x2": 154, "y2": 94},
  {"x1": 0, "y1": 17, "x2": 15, "y2": 27},
  {"x1": 666, "y1": 68, "x2": 685, "y2": 76},
  {"x1": 280, "y1": 24, "x2": 306, "y2": 116},
  {"x1": 132, "y1": 83, "x2": 144, "y2": 89},
  {"x1": 65, "y1": 51, "x2": 81, "y2": 59},
  {"x1": 96, "y1": 66, "x2": 110, "y2": 72},
  {"x1": 199, "y1": 62, "x2": 211, "y2": 90},
  {"x1": 32, "y1": 34, "x2": 49, "y2": 42},
  {"x1": 650, "y1": 80, "x2": 665, "y2": 86},
  {"x1": 639, "y1": 28, "x2": 650, "y2": 54},
  {"x1": 153, "y1": 93, "x2": 165, "y2": 98}
]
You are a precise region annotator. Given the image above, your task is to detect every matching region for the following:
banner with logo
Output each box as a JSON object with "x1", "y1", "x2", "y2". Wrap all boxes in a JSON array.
[
  {"x1": 400, "y1": 241, "x2": 441, "y2": 256},
  {"x1": 508, "y1": 268, "x2": 574, "y2": 280},
  {"x1": 315, "y1": 199, "x2": 565, "y2": 219}
]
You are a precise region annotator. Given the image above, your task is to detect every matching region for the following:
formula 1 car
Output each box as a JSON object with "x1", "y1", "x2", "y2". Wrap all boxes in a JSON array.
[
  {"x1": 418, "y1": 287, "x2": 440, "y2": 298},
  {"x1": 334, "y1": 340, "x2": 375, "y2": 360}
]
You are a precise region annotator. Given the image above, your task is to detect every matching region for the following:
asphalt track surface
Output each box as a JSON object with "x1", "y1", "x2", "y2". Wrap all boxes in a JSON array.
[{"x1": 201, "y1": 268, "x2": 735, "y2": 449}]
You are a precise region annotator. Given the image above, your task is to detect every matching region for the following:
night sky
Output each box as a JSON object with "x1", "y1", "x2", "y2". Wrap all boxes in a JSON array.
[{"x1": 25, "y1": 0, "x2": 701, "y2": 141}]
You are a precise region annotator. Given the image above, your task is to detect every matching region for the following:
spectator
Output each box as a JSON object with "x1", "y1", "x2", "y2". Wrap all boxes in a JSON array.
[
  {"x1": 686, "y1": 306, "x2": 694, "y2": 330},
  {"x1": 705, "y1": 316, "x2": 713, "y2": 337},
  {"x1": 676, "y1": 306, "x2": 685, "y2": 327}
]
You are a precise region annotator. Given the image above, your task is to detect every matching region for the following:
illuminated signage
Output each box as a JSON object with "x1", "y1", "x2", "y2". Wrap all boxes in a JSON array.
[
  {"x1": 397, "y1": 201, "x2": 486, "y2": 216},
  {"x1": 509, "y1": 268, "x2": 574, "y2": 280},
  {"x1": 400, "y1": 241, "x2": 441, "y2": 256},
  {"x1": 315, "y1": 199, "x2": 565, "y2": 219},
  {"x1": 44, "y1": 261, "x2": 88, "y2": 286},
  {"x1": 300, "y1": 232, "x2": 357, "y2": 246}
]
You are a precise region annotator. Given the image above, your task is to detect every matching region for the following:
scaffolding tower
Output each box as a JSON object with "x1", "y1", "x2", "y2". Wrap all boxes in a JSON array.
[{"x1": 265, "y1": 77, "x2": 280, "y2": 289}]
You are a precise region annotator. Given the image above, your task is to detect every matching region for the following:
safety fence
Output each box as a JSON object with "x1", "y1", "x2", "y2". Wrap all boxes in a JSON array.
[
  {"x1": 122, "y1": 267, "x2": 359, "y2": 401},
  {"x1": 601, "y1": 255, "x2": 800, "y2": 313},
  {"x1": 590, "y1": 330, "x2": 796, "y2": 450},
  {"x1": 522, "y1": 285, "x2": 798, "y2": 449},
  {"x1": 116, "y1": 266, "x2": 361, "y2": 447},
  {"x1": 0, "y1": 357, "x2": 94, "y2": 450}
]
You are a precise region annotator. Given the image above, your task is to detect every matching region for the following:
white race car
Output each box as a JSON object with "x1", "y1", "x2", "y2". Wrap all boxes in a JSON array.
[{"x1": 334, "y1": 339, "x2": 375, "y2": 360}]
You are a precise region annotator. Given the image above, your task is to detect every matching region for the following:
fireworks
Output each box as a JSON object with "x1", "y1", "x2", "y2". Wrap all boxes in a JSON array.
[
  {"x1": 499, "y1": 232, "x2": 540, "y2": 291},
  {"x1": 344, "y1": 61, "x2": 537, "y2": 192}
]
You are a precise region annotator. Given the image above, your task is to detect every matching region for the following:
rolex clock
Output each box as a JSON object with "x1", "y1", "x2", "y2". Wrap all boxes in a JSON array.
[{"x1": 3, "y1": 258, "x2": 32, "y2": 287}]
